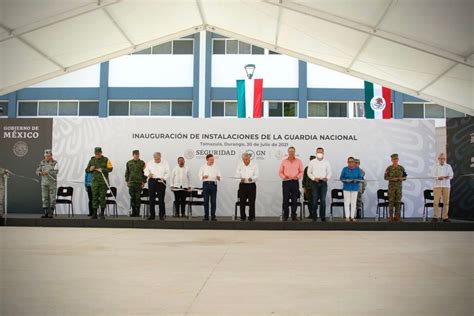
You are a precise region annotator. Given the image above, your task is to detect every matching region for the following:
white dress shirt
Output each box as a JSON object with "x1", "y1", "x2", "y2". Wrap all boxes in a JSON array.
[
  {"x1": 235, "y1": 162, "x2": 259, "y2": 183},
  {"x1": 144, "y1": 160, "x2": 170, "y2": 181},
  {"x1": 198, "y1": 164, "x2": 221, "y2": 182},
  {"x1": 307, "y1": 158, "x2": 332, "y2": 180},
  {"x1": 170, "y1": 165, "x2": 191, "y2": 188},
  {"x1": 432, "y1": 163, "x2": 454, "y2": 188}
]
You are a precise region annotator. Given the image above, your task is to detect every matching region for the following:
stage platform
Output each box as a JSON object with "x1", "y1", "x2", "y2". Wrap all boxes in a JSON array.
[{"x1": 2, "y1": 214, "x2": 473, "y2": 231}]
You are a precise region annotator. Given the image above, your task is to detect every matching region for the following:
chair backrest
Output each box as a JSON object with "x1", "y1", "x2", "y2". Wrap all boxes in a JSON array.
[
  {"x1": 57, "y1": 186, "x2": 73, "y2": 197},
  {"x1": 140, "y1": 188, "x2": 149, "y2": 198},
  {"x1": 331, "y1": 189, "x2": 344, "y2": 200},
  {"x1": 190, "y1": 188, "x2": 204, "y2": 199},
  {"x1": 424, "y1": 189, "x2": 434, "y2": 201},
  {"x1": 377, "y1": 189, "x2": 388, "y2": 201},
  {"x1": 106, "y1": 187, "x2": 117, "y2": 198}
]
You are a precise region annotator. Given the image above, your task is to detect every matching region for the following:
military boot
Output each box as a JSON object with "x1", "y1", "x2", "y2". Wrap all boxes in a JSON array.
[
  {"x1": 48, "y1": 207, "x2": 54, "y2": 218},
  {"x1": 91, "y1": 208, "x2": 98, "y2": 219},
  {"x1": 99, "y1": 207, "x2": 105, "y2": 220},
  {"x1": 394, "y1": 213, "x2": 401, "y2": 222},
  {"x1": 388, "y1": 210, "x2": 394, "y2": 222}
]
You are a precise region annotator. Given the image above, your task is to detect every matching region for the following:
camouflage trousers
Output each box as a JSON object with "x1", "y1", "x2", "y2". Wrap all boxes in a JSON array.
[
  {"x1": 388, "y1": 185, "x2": 402, "y2": 216},
  {"x1": 128, "y1": 182, "x2": 142, "y2": 211},
  {"x1": 91, "y1": 180, "x2": 108, "y2": 209},
  {"x1": 41, "y1": 184, "x2": 57, "y2": 209}
]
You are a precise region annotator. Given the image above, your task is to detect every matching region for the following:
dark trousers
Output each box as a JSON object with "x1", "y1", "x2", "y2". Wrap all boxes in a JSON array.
[
  {"x1": 173, "y1": 190, "x2": 187, "y2": 216},
  {"x1": 203, "y1": 181, "x2": 217, "y2": 219},
  {"x1": 148, "y1": 179, "x2": 166, "y2": 219},
  {"x1": 311, "y1": 181, "x2": 328, "y2": 219},
  {"x1": 86, "y1": 186, "x2": 93, "y2": 216},
  {"x1": 239, "y1": 183, "x2": 256, "y2": 220},
  {"x1": 282, "y1": 180, "x2": 300, "y2": 219}
]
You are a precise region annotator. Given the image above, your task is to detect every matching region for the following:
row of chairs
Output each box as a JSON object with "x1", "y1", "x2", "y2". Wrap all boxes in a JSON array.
[{"x1": 53, "y1": 186, "x2": 444, "y2": 220}]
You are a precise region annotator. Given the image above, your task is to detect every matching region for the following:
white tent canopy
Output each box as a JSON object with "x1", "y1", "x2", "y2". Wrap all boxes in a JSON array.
[{"x1": 1, "y1": 0, "x2": 473, "y2": 115}]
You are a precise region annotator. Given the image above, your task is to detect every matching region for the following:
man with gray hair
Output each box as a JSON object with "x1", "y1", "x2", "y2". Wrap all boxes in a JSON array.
[
  {"x1": 432, "y1": 153, "x2": 454, "y2": 222},
  {"x1": 235, "y1": 152, "x2": 259, "y2": 221},
  {"x1": 36, "y1": 149, "x2": 58, "y2": 218},
  {"x1": 144, "y1": 152, "x2": 170, "y2": 220}
]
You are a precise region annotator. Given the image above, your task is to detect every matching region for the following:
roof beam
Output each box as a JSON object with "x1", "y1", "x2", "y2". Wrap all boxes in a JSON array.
[
  {"x1": 0, "y1": 22, "x2": 65, "y2": 70},
  {"x1": 0, "y1": 0, "x2": 122, "y2": 43},
  {"x1": 347, "y1": 0, "x2": 396, "y2": 70},
  {"x1": 196, "y1": 0, "x2": 207, "y2": 26},
  {"x1": 102, "y1": 7, "x2": 135, "y2": 47},
  {"x1": 263, "y1": 0, "x2": 474, "y2": 68},
  {"x1": 273, "y1": 0, "x2": 283, "y2": 49}
]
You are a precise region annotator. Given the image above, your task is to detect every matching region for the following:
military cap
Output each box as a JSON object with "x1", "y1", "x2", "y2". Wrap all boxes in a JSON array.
[
  {"x1": 354, "y1": 158, "x2": 360, "y2": 163},
  {"x1": 44, "y1": 149, "x2": 52, "y2": 155},
  {"x1": 132, "y1": 150, "x2": 139, "y2": 155},
  {"x1": 94, "y1": 147, "x2": 102, "y2": 153},
  {"x1": 390, "y1": 153, "x2": 399, "y2": 159}
]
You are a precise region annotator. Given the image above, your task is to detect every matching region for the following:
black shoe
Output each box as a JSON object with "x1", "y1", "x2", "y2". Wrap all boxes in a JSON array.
[
  {"x1": 443, "y1": 218, "x2": 450, "y2": 223},
  {"x1": 91, "y1": 215, "x2": 98, "y2": 219},
  {"x1": 100, "y1": 215, "x2": 105, "y2": 220},
  {"x1": 292, "y1": 217, "x2": 299, "y2": 221},
  {"x1": 431, "y1": 218, "x2": 439, "y2": 223},
  {"x1": 312, "y1": 217, "x2": 318, "y2": 222},
  {"x1": 147, "y1": 216, "x2": 155, "y2": 220},
  {"x1": 202, "y1": 217, "x2": 209, "y2": 221},
  {"x1": 248, "y1": 218, "x2": 255, "y2": 222},
  {"x1": 211, "y1": 217, "x2": 217, "y2": 221},
  {"x1": 41, "y1": 214, "x2": 48, "y2": 218},
  {"x1": 240, "y1": 218, "x2": 246, "y2": 221},
  {"x1": 321, "y1": 218, "x2": 327, "y2": 222},
  {"x1": 159, "y1": 217, "x2": 165, "y2": 221},
  {"x1": 282, "y1": 217, "x2": 288, "y2": 221}
]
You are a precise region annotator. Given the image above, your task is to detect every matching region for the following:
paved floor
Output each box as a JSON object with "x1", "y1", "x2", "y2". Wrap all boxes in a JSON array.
[{"x1": 1, "y1": 227, "x2": 472, "y2": 315}]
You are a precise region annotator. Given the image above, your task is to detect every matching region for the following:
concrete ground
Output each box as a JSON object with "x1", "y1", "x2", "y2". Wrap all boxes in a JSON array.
[{"x1": 0, "y1": 227, "x2": 472, "y2": 316}]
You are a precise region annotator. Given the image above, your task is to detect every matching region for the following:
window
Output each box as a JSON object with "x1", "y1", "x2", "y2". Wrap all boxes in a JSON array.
[
  {"x1": 171, "y1": 101, "x2": 192, "y2": 116},
  {"x1": 39, "y1": 101, "x2": 58, "y2": 116},
  {"x1": 151, "y1": 101, "x2": 171, "y2": 116},
  {"x1": 307, "y1": 102, "x2": 347, "y2": 118},
  {"x1": 109, "y1": 100, "x2": 192, "y2": 117},
  {"x1": 308, "y1": 102, "x2": 328, "y2": 117},
  {"x1": 109, "y1": 101, "x2": 129, "y2": 116},
  {"x1": 212, "y1": 38, "x2": 266, "y2": 55},
  {"x1": 211, "y1": 101, "x2": 237, "y2": 117},
  {"x1": 79, "y1": 101, "x2": 99, "y2": 116},
  {"x1": 18, "y1": 102, "x2": 38, "y2": 116},
  {"x1": 403, "y1": 103, "x2": 424, "y2": 118},
  {"x1": 152, "y1": 42, "x2": 172, "y2": 54},
  {"x1": 172, "y1": 40, "x2": 193, "y2": 54},
  {"x1": 424, "y1": 103, "x2": 444, "y2": 118},
  {"x1": 352, "y1": 102, "x2": 365, "y2": 118},
  {"x1": 0, "y1": 101, "x2": 8, "y2": 116},
  {"x1": 446, "y1": 107, "x2": 465, "y2": 118},
  {"x1": 58, "y1": 101, "x2": 78, "y2": 116},
  {"x1": 269, "y1": 50, "x2": 280, "y2": 55},
  {"x1": 328, "y1": 102, "x2": 347, "y2": 117},
  {"x1": 133, "y1": 38, "x2": 193, "y2": 55},
  {"x1": 268, "y1": 101, "x2": 298, "y2": 117}
]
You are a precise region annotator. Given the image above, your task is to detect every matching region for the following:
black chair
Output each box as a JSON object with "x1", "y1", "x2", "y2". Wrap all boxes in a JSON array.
[
  {"x1": 234, "y1": 189, "x2": 250, "y2": 220},
  {"x1": 330, "y1": 189, "x2": 344, "y2": 219},
  {"x1": 55, "y1": 186, "x2": 74, "y2": 217},
  {"x1": 186, "y1": 188, "x2": 204, "y2": 219},
  {"x1": 105, "y1": 187, "x2": 118, "y2": 217},
  {"x1": 423, "y1": 189, "x2": 443, "y2": 221},
  {"x1": 140, "y1": 188, "x2": 149, "y2": 219},
  {"x1": 377, "y1": 189, "x2": 405, "y2": 219}
]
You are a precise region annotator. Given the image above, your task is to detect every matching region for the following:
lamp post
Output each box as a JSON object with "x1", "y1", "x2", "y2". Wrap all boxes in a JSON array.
[{"x1": 244, "y1": 64, "x2": 256, "y2": 79}]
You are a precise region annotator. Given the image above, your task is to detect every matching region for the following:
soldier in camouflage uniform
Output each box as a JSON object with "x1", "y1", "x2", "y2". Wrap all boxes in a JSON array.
[
  {"x1": 384, "y1": 153, "x2": 407, "y2": 222},
  {"x1": 302, "y1": 155, "x2": 316, "y2": 218},
  {"x1": 354, "y1": 159, "x2": 367, "y2": 219},
  {"x1": 85, "y1": 147, "x2": 113, "y2": 219},
  {"x1": 125, "y1": 150, "x2": 145, "y2": 217},
  {"x1": 36, "y1": 149, "x2": 59, "y2": 218},
  {"x1": 0, "y1": 167, "x2": 10, "y2": 218}
]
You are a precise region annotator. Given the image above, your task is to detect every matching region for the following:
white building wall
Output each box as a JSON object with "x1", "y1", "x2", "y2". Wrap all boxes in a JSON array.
[
  {"x1": 307, "y1": 64, "x2": 364, "y2": 88},
  {"x1": 29, "y1": 64, "x2": 100, "y2": 88},
  {"x1": 212, "y1": 55, "x2": 299, "y2": 88},
  {"x1": 108, "y1": 55, "x2": 194, "y2": 87}
]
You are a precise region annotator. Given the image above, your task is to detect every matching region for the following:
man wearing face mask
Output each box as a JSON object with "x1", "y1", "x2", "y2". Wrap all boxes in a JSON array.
[{"x1": 307, "y1": 147, "x2": 332, "y2": 222}]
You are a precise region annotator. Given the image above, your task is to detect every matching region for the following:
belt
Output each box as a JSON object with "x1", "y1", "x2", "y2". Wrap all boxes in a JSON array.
[{"x1": 203, "y1": 181, "x2": 217, "y2": 184}]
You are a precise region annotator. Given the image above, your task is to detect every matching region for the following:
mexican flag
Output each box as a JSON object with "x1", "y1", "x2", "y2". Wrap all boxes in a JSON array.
[
  {"x1": 236, "y1": 79, "x2": 263, "y2": 118},
  {"x1": 364, "y1": 81, "x2": 392, "y2": 119}
]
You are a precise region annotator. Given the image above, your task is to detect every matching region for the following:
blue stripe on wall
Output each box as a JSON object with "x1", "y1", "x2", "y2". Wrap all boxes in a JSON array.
[
  {"x1": 192, "y1": 33, "x2": 200, "y2": 118},
  {"x1": 298, "y1": 61, "x2": 307, "y2": 118},
  {"x1": 204, "y1": 32, "x2": 212, "y2": 118},
  {"x1": 108, "y1": 87, "x2": 193, "y2": 100},
  {"x1": 99, "y1": 61, "x2": 109, "y2": 117},
  {"x1": 16, "y1": 88, "x2": 99, "y2": 100},
  {"x1": 8, "y1": 92, "x2": 17, "y2": 118},
  {"x1": 211, "y1": 88, "x2": 299, "y2": 100}
]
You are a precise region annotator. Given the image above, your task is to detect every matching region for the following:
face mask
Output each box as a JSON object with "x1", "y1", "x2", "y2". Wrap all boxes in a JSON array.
[{"x1": 316, "y1": 153, "x2": 324, "y2": 159}]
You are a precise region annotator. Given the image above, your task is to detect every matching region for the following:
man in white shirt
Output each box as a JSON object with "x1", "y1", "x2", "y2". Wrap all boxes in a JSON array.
[
  {"x1": 432, "y1": 153, "x2": 454, "y2": 222},
  {"x1": 198, "y1": 154, "x2": 221, "y2": 221},
  {"x1": 144, "y1": 152, "x2": 170, "y2": 220},
  {"x1": 307, "y1": 147, "x2": 332, "y2": 222},
  {"x1": 235, "y1": 153, "x2": 259, "y2": 221},
  {"x1": 170, "y1": 156, "x2": 191, "y2": 217}
]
